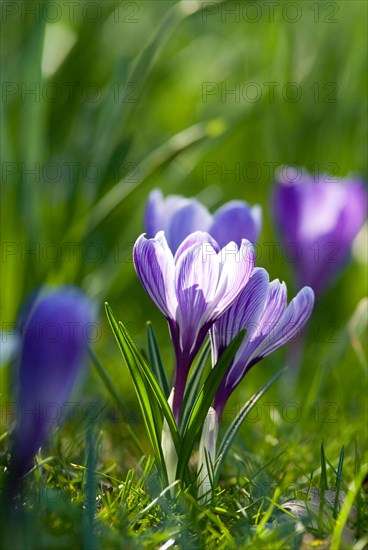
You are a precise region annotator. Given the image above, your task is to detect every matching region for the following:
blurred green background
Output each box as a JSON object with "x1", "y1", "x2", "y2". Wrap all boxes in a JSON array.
[{"x1": 1, "y1": 0, "x2": 367, "y2": 509}]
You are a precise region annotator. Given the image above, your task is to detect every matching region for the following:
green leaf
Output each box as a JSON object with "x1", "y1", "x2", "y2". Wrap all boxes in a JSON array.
[
  {"x1": 117, "y1": 319, "x2": 181, "y2": 456},
  {"x1": 105, "y1": 304, "x2": 183, "y2": 485},
  {"x1": 319, "y1": 441, "x2": 328, "y2": 534},
  {"x1": 176, "y1": 330, "x2": 245, "y2": 480},
  {"x1": 331, "y1": 466, "x2": 368, "y2": 549},
  {"x1": 146, "y1": 322, "x2": 170, "y2": 398},
  {"x1": 214, "y1": 369, "x2": 284, "y2": 484},
  {"x1": 320, "y1": 442, "x2": 328, "y2": 491},
  {"x1": 180, "y1": 338, "x2": 211, "y2": 434},
  {"x1": 105, "y1": 303, "x2": 165, "y2": 477},
  {"x1": 333, "y1": 446, "x2": 345, "y2": 518}
]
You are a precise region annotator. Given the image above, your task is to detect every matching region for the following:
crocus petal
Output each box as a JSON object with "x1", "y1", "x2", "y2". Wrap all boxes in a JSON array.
[
  {"x1": 338, "y1": 181, "x2": 367, "y2": 243},
  {"x1": 175, "y1": 236, "x2": 220, "y2": 354},
  {"x1": 274, "y1": 169, "x2": 367, "y2": 294},
  {"x1": 213, "y1": 275, "x2": 315, "y2": 417},
  {"x1": 215, "y1": 239, "x2": 255, "y2": 317},
  {"x1": 211, "y1": 200, "x2": 262, "y2": 246},
  {"x1": 145, "y1": 190, "x2": 193, "y2": 240},
  {"x1": 169, "y1": 201, "x2": 212, "y2": 253},
  {"x1": 228, "y1": 278, "x2": 288, "y2": 375},
  {"x1": 10, "y1": 286, "x2": 94, "y2": 483},
  {"x1": 252, "y1": 286, "x2": 315, "y2": 361},
  {"x1": 145, "y1": 189, "x2": 263, "y2": 255},
  {"x1": 145, "y1": 189, "x2": 164, "y2": 238},
  {"x1": 145, "y1": 189, "x2": 212, "y2": 253},
  {"x1": 211, "y1": 268, "x2": 270, "y2": 367},
  {"x1": 255, "y1": 279, "x2": 288, "y2": 335},
  {"x1": 174, "y1": 230, "x2": 219, "y2": 263},
  {"x1": 133, "y1": 232, "x2": 177, "y2": 320}
]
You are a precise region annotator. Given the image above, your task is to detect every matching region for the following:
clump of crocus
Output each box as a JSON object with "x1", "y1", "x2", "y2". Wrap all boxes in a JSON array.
[
  {"x1": 8, "y1": 286, "x2": 95, "y2": 491},
  {"x1": 197, "y1": 269, "x2": 314, "y2": 496},
  {"x1": 211, "y1": 268, "x2": 315, "y2": 418},
  {"x1": 273, "y1": 168, "x2": 367, "y2": 295},
  {"x1": 133, "y1": 230, "x2": 255, "y2": 421},
  {"x1": 145, "y1": 189, "x2": 262, "y2": 252}
]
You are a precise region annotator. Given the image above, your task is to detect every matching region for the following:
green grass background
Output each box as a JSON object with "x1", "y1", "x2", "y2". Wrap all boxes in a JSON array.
[{"x1": 1, "y1": 1, "x2": 367, "y2": 548}]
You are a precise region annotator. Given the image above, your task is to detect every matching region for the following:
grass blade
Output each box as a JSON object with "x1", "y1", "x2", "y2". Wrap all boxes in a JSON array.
[
  {"x1": 333, "y1": 446, "x2": 345, "y2": 518},
  {"x1": 105, "y1": 304, "x2": 183, "y2": 482},
  {"x1": 105, "y1": 303, "x2": 165, "y2": 477},
  {"x1": 180, "y1": 339, "x2": 211, "y2": 434},
  {"x1": 214, "y1": 369, "x2": 284, "y2": 484},
  {"x1": 146, "y1": 322, "x2": 170, "y2": 398},
  {"x1": 65, "y1": 119, "x2": 224, "y2": 241},
  {"x1": 117, "y1": 320, "x2": 180, "y2": 455},
  {"x1": 331, "y1": 466, "x2": 368, "y2": 549},
  {"x1": 320, "y1": 442, "x2": 328, "y2": 491},
  {"x1": 318, "y1": 441, "x2": 328, "y2": 535}
]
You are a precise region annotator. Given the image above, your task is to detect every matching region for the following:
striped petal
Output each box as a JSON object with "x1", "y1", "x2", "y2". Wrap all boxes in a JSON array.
[
  {"x1": 215, "y1": 239, "x2": 255, "y2": 317},
  {"x1": 174, "y1": 230, "x2": 219, "y2": 263},
  {"x1": 175, "y1": 235, "x2": 220, "y2": 354},
  {"x1": 212, "y1": 268, "x2": 270, "y2": 370},
  {"x1": 133, "y1": 232, "x2": 177, "y2": 320},
  {"x1": 251, "y1": 286, "x2": 315, "y2": 361}
]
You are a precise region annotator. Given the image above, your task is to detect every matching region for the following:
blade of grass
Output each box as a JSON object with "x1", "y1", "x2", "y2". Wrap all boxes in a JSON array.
[
  {"x1": 318, "y1": 441, "x2": 328, "y2": 535},
  {"x1": 180, "y1": 339, "x2": 211, "y2": 434},
  {"x1": 256, "y1": 487, "x2": 281, "y2": 534},
  {"x1": 105, "y1": 303, "x2": 166, "y2": 478},
  {"x1": 333, "y1": 446, "x2": 345, "y2": 519},
  {"x1": 117, "y1": 320, "x2": 180, "y2": 455},
  {"x1": 331, "y1": 466, "x2": 368, "y2": 549},
  {"x1": 83, "y1": 427, "x2": 99, "y2": 550},
  {"x1": 214, "y1": 369, "x2": 284, "y2": 484},
  {"x1": 93, "y1": 1, "x2": 210, "y2": 169},
  {"x1": 146, "y1": 322, "x2": 170, "y2": 398},
  {"x1": 354, "y1": 438, "x2": 363, "y2": 537},
  {"x1": 65, "y1": 119, "x2": 225, "y2": 241}
]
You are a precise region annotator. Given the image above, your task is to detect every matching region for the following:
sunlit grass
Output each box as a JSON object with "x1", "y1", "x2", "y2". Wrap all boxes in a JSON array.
[{"x1": 1, "y1": 1, "x2": 367, "y2": 548}]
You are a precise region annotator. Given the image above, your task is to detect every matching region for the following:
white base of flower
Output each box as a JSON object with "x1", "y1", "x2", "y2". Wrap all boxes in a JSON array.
[
  {"x1": 161, "y1": 388, "x2": 177, "y2": 494},
  {"x1": 197, "y1": 406, "x2": 219, "y2": 502}
]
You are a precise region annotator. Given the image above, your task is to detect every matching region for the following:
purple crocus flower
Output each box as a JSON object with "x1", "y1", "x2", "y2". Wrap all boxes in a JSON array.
[
  {"x1": 211, "y1": 268, "x2": 314, "y2": 419},
  {"x1": 133, "y1": 230, "x2": 255, "y2": 421},
  {"x1": 273, "y1": 169, "x2": 367, "y2": 295},
  {"x1": 145, "y1": 189, "x2": 262, "y2": 252},
  {"x1": 9, "y1": 287, "x2": 94, "y2": 486}
]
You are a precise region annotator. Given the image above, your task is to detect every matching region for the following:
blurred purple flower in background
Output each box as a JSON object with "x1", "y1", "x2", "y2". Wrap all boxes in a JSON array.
[
  {"x1": 211, "y1": 268, "x2": 314, "y2": 419},
  {"x1": 133, "y1": 230, "x2": 255, "y2": 421},
  {"x1": 273, "y1": 168, "x2": 367, "y2": 295},
  {"x1": 9, "y1": 286, "x2": 95, "y2": 487},
  {"x1": 145, "y1": 189, "x2": 262, "y2": 253}
]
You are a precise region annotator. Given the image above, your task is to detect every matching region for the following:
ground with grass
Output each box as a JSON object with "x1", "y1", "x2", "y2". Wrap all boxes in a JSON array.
[{"x1": 1, "y1": 1, "x2": 367, "y2": 548}]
